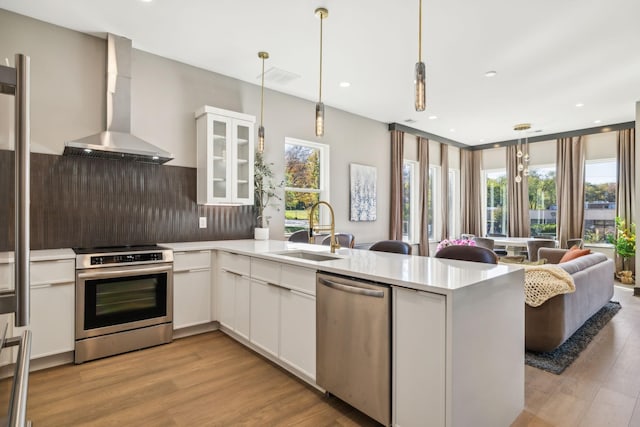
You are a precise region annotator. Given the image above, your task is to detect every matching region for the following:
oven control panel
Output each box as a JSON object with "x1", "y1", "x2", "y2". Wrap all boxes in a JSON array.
[
  {"x1": 74, "y1": 246, "x2": 174, "y2": 269},
  {"x1": 91, "y1": 252, "x2": 165, "y2": 265}
]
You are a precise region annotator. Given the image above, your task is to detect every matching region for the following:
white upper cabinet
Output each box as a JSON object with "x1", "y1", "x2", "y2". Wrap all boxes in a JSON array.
[{"x1": 196, "y1": 106, "x2": 255, "y2": 205}]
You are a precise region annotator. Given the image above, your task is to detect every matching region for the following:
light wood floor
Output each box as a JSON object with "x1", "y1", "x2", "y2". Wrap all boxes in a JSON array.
[{"x1": 2, "y1": 285, "x2": 639, "y2": 426}]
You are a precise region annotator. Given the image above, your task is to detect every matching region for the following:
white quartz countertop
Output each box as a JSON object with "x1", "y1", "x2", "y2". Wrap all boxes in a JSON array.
[
  {"x1": 0, "y1": 248, "x2": 75, "y2": 263},
  {"x1": 161, "y1": 240, "x2": 523, "y2": 295}
]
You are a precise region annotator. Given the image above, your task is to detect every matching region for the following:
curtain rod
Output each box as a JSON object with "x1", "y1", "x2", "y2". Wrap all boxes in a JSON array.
[{"x1": 388, "y1": 121, "x2": 635, "y2": 151}]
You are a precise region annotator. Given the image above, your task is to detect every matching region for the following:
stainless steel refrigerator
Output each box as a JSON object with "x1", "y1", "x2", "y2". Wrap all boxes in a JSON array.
[{"x1": 0, "y1": 53, "x2": 32, "y2": 427}]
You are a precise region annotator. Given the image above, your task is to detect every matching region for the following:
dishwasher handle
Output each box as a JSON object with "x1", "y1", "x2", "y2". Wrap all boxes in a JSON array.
[{"x1": 318, "y1": 277, "x2": 385, "y2": 298}]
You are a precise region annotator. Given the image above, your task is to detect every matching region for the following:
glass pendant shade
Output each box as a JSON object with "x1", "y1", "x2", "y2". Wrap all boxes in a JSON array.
[
  {"x1": 515, "y1": 175, "x2": 522, "y2": 183},
  {"x1": 315, "y1": 102, "x2": 325, "y2": 137},
  {"x1": 524, "y1": 153, "x2": 530, "y2": 162},
  {"x1": 518, "y1": 163, "x2": 524, "y2": 172},
  {"x1": 516, "y1": 149, "x2": 523, "y2": 158},
  {"x1": 523, "y1": 168, "x2": 529, "y2": 177},
  {"x1": 415, "y1": 62, "x2": 426, "y2": 111},
  {"x1": 258, "y1": 125, "x2": 265, "y2": 153}
]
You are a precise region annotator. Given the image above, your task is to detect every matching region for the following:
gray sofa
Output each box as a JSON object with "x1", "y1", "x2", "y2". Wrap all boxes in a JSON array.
[{"x1": 525, "y1": 248, "x2": 614, "y2": 352}]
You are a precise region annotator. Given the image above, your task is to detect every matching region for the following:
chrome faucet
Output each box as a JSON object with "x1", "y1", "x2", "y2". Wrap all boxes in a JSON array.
[{"x1": 308, "y1": 201, "x2": 339, "y2": 253}]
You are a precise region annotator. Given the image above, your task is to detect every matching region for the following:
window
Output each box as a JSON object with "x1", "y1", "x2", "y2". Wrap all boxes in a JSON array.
[
  {"x1": 401, "y1": 162, "x2": 437, "y2": 244},
  {"x1": 284, "y1": 138, "x2": 329, "y2": 234},
  {"x1": 583, "y1": 159, "x2": 616, "y2": 243},
  {"x1": 428, "y1": 166, "x2": 439, "y2": 241},
  {"x1": 402, "y1": 161, "x2": 419, "y2": 243},
  {"x1": 448, "y1": 169, "x2": 460, "y2": 239},
  {"x1": 484, "y1": 170, "x2": 507, "y2": 236},
  {"x1": 528, "y1": 165, "x2": 557, "y2": 237}
]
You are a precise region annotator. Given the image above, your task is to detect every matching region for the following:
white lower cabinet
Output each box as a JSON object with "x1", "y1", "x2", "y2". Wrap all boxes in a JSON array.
[
  {"x1": 280, "y1": 288, "x2": 316, "y2": 379},
  {"x1": 28, "y1": 283, "x2": 75, "y2": 359},
  {"x1": 393, "y1": 287, "x2": 446, "y2": 427},
  {"x1": 217, "y1": 252, "x2": 251, "y2": 338},
  {"x1": 234, "y1": 275, "x2": 251, "y2": 340},
  {"x1": 13, "y1": 258, "x2": 76, "y2": 361},
  {"x1": 249, "y1": 278, "x2": 280, "y2": 356},
  {"x1": 173, "y1": 251, "x2": 212, "y2": 329}
]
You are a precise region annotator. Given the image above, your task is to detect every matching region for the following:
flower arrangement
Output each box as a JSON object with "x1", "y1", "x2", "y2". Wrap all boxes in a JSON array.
[
  {"x1": 613, "y1": 216, "x2": 636, "y2": 267},
  {"x1": 436, "y1": 238, "x2": 477, "y2": 252}
]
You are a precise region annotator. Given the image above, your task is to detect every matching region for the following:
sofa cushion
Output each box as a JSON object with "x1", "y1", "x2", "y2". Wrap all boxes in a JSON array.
[
  {"x1": 559, "y1": 252, "x2": 608, "y2": 275},
  {"x1": 559, "y1": 247, "x2": 591, "y2": 263}
]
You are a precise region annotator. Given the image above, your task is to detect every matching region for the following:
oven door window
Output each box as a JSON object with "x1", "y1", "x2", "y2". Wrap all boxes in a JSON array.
[{"x1": 84, "y1": 273, "x2": 167, "y2": 330}]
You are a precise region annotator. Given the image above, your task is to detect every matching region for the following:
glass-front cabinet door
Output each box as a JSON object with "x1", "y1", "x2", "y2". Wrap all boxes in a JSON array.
[
  {"x1": 196, "y1": 106, "x2": 255, "y2": 205},
  {"x1": 233, "y1": 122, "x2": 253, "y2": 204},
  {"x1": 211, "y1": 118, "x2": 230, "y2": 202}
]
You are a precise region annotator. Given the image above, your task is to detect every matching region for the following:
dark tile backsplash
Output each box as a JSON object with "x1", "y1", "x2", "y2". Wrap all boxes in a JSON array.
[{"x1": 0, "y1": 150, "x2": 255, "y2": 251}]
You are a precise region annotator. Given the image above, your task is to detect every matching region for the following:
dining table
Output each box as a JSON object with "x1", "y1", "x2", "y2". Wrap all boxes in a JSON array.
[{"x1": 491, "y1": 237, "x2": 559, "y2": 256}]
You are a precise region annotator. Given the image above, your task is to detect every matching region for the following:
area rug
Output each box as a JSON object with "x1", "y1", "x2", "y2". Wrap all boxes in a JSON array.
[{"x1": 525, "y1": 301, "x2": 621, "y2": 374}]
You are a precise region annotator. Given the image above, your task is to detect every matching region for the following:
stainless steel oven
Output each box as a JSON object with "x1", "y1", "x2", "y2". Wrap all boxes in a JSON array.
[{"x1": 74, "y1": 245, "x2": 174, "y2": 363}]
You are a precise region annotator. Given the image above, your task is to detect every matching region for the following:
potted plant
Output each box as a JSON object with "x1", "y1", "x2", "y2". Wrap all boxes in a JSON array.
[
  {"x1": 613, "y1": 217, "x2": 636, "y2": 284},
  {"x1": 254, "y1": 150, "x2": 282, "y2": 240}
]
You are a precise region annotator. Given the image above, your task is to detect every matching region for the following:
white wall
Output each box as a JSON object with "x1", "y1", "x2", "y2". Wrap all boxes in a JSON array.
[
  {"x1": 636, "y1": 100, "x2": 639, "y2": 291},
  {"x1": 0, "y1": 9, "x2": 391, "y2": 243}
]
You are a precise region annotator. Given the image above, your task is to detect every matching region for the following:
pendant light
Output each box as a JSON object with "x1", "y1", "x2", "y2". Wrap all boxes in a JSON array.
[
  {"x1": 315, "y1": 7, "x2": 328, "y2": 137},
  {"x1": 514, "y1": 123, "x2": 531, "y2": 183},
  {"x1": 415, "y1": 0, "x2": 426, "y2": 111},
  {"x1": 257, "y1": 51, "x2": 269, "y2": 153}
]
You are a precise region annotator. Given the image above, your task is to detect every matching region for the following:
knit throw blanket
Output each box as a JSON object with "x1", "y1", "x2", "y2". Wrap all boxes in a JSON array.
[{"x1": 523, "y1": 264, "x2": 576, "y2": 307}]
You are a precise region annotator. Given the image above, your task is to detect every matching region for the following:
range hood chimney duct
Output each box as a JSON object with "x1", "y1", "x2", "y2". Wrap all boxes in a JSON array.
[{"x1": 64, "y1": 34, "x2": 173, "y2": 164}]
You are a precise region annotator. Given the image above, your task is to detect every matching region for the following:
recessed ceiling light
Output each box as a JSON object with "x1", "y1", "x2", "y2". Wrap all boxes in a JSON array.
[
  {"x1": 594, "y1": 119, "x2": 602, "y2": 124},
  {"x1": 339, "y1": 81, "x2": 350, "y2": 88},
  {"x1": 479, "y1": 139, "x2": 485, "y2": 142},
  {"x1": 484, "y1": 70, "x2": 497, "y2": 77},
  {"x1": 450, "y1": 128, "x2": 455, "y2": 132},
  {"x1": 140, "y1": 0, "x2": 153, "y2": 3},
  {"x1": 575, "y1": 103, "x2": 584, "y2": 107},
  {"x1": 428, "y1": 115, "x2": 438, "y2": 120}
]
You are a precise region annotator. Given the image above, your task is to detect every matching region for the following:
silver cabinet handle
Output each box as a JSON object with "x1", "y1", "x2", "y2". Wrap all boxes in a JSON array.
[
  {"x1": 318, "y1": 278, "x2": 384, "y2": 298},
  {"x1": 78, "y1": 265, "x2": 170, "y2": 279}
]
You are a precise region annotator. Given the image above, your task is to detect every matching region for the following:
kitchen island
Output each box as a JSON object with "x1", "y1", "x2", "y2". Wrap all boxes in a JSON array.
[{"x1": 163, "y1": 240, "x2": 525, "y2": 427}]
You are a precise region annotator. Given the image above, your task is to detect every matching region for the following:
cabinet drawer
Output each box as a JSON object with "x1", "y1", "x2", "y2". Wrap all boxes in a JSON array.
[
  {"x1": 174, "y1": 250, "x2": 211, "y2": 272},
  {"x1": 0, "y1": 263, "x2": 13, "y2": 290},
  {"x1": 218, "y1": 251, "x2": 250, "y2": 276},
  {"x1": 30, "y1": 259, "x2": 75, "y2": 286},
  {"x1": 251, "y1": 258, "x2": 280, "y2": 284},
  {"x1": 281, "y1": 265, "x2": 316, "y2": 295}
]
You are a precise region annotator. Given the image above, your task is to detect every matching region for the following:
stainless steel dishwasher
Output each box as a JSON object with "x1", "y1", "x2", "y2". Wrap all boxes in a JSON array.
[{"x1": 316, "y1": 272, "x2": 390, "y2": 426}]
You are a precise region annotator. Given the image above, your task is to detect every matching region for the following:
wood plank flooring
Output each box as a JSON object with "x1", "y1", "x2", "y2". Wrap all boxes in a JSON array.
[{"x1": 1, "y1": 285, "x2": 639, "y2": 426}]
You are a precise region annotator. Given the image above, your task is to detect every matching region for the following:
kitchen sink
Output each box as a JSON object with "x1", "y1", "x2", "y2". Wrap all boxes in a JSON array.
[{"x1": 271, "y1": 250, "x2": 343, "y2": 262}]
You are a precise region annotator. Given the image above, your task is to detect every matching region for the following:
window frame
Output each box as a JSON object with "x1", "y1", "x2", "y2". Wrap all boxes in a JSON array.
[
  {"x1": 482, "y1": 168, "x2": 508, "y2": 237},
  {"x1": 583, "y1": 157, "x2": 617, "y2": 245},
  {"x1": 402, "y1": 160, "x2": 420, "y2": 244},
  {"x1": 283, "y1": 137, "x2": 330, "y2": 234}
]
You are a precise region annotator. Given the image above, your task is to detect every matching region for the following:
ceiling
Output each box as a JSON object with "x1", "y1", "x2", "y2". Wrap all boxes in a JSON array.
[{"x1": 1, "y1": 0, "x2": 639, "y2": 146}]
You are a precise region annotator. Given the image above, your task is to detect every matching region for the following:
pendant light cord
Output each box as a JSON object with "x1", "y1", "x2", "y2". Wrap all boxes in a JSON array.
[
  {"x1": 418, "y1": 0, "x2": 422, "y2": 63},
  {"x1": 319, "y1": 14, "x2": 323, "y2": 103},
  {"x1": 260, "y1": 57, "x2": 265, "y2": 128}
]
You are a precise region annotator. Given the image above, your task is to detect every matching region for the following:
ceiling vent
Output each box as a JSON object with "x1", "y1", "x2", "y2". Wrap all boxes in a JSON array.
[{"x1": 260, "y1": 67, "x2": 301, "y2": 85}]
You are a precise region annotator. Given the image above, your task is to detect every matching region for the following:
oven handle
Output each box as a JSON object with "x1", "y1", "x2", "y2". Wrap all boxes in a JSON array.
[{"x1": 77, "y1": 265, "x2": 171, "y2": 279}]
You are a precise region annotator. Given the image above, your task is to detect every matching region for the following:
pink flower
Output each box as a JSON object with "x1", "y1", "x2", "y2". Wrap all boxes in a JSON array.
[{"x1": 436, "y1": 238, "x2": 477, "y2": 252}]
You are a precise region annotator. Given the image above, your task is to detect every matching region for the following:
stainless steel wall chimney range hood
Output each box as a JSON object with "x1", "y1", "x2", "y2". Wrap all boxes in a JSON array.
[{"x1": 64, "y1": 34, "x2": 173, "y2": 164}]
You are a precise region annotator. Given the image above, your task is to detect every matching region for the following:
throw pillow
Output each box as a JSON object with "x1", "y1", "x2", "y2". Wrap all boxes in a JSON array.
[{"x1": 559, "y1": 247, "x2": 591, "y2": 263}]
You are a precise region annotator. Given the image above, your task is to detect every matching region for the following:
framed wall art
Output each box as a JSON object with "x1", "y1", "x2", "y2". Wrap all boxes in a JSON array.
[{"x1": 350, "y1": 163, "x2": 377, "y2": 221}]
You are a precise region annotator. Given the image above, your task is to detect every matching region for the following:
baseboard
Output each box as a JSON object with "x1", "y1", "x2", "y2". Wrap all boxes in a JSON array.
[{"x1": 172, "y1": 321, "x2": 219, "y2": 339}]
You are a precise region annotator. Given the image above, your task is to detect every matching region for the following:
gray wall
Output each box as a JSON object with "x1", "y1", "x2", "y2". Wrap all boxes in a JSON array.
[{"x1": 0, "y1": 9, "x2": 390, "y2": 244}]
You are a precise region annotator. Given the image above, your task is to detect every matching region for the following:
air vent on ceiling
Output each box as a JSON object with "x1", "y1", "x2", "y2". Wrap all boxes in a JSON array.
[
  {"x1": 404, "y1": 119, "x2": 417, "y2": 124},
  {"x1": 259, "y1": 67, "x2": 301, "y2": 85}
]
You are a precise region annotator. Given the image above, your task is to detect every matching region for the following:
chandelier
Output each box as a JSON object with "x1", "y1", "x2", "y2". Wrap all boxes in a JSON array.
[{"x1": 514, "y1": 123, "x2": 531, "y2": 183}]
